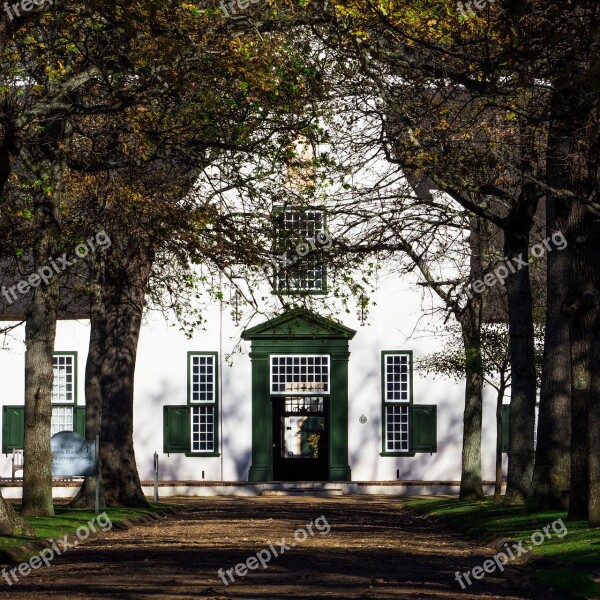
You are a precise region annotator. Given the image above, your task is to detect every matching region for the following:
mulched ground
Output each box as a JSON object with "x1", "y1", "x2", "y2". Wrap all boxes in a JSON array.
[{"x1": 0, "y1": 496, "x2": 578, "y2": 599}]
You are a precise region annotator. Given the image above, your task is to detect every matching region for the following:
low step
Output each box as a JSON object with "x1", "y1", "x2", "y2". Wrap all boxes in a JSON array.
[{"x1": 261, "y1": 488, "x2": 343, "y2": 497}]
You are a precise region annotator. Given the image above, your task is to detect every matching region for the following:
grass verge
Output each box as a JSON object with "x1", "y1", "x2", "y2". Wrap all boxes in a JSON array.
[
  {"x1": 406, "y1": 497, "x2": 600, "y2": 598},
  {"x1": 533, "y1": 568, "x2": 600, "y2": 598},
  {"x1": 0, "y1": 503, "x2": 173, "y2": 551}
]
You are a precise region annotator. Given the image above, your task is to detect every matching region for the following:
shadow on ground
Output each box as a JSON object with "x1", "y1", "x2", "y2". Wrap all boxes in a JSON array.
[{"x1": 0, "y1": 496, "x2": 578, "y2": 600}]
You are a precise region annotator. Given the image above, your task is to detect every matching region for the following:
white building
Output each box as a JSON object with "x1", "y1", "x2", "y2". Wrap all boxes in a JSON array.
[{"x1": 0, "y1": 244, "x2": 503, "y2": 492}]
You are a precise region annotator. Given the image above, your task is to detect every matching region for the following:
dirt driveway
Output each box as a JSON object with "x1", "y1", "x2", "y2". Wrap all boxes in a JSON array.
[{"x1": 0, "y1": 496, "x2": 576, "y2": 599}]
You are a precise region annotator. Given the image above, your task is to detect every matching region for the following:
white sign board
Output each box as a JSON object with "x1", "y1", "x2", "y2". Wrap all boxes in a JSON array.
[{"x1": 51, "y1": 431, "x2": 97, "y2": 477}]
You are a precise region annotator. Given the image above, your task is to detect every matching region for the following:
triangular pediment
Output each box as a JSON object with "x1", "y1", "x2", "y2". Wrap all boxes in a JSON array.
[{"x1": 242, "y1": 308, "x2": 356, "y2": 340}]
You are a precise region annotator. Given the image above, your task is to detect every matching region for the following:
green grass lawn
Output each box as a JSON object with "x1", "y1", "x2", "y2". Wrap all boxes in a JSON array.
[
  {"x1": 0, "y1": 503, "x2": 172, "y2": 551},
  {"x1": 406, "y1": 497, "x2": 600, "y2": 598}
]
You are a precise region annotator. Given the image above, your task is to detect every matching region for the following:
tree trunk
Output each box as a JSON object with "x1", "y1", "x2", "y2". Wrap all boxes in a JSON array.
[
  {"x1": 527, "y1": 207, "x2": 571, "y2": 510},
  {"x1": 21, "y1": 173, "x2": 62, "y2": 517},
  {"x1": 0, "y1": 118, "x2": 18, "y2": 201},
  {"x1": 504, "y1": 217, "x2": 538, "y2": 505},
  {"x1": 589, "y1": 272, "x2": 600, "y2": 526},
  {"x1": 0, "y1": 21, "x2": 18, "y2": 197},
  {"x1": 560, "y1": 105, "x2": 600, "y2": 523},
  {"x1": 458, "y1": 217, "x2": 487, "y2": 501},
  {"x1": 99, "y1": 249, "x2": 152, "y2": 508},
  {"x1": 0, "y1": 490, "x2": 35, "y2": 536},
  {"x1": 528, "y1": 89, "x2": 573, "y2": 512},
  {"x1": 459, "y1": 310, "x2": 485, "y2": 500},
  {"x1": 70, "y1": 253, "x2": 106, "y2": 509},
  {"x1": 564, "y1": 200, "x2": 596, "y2": 521},
  {"x1": 585, "y1": 113, "x2": 600, "y2": 528},
  {"x1": 494, "y1": 379, "x2": 507, "y2": 504}
]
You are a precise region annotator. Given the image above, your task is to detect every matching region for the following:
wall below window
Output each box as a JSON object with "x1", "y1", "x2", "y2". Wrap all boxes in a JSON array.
[{"x1": 0, "y1": 481, "x2": 503, "y2": 500}]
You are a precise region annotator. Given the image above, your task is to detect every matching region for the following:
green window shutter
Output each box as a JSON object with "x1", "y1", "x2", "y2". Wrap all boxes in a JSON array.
[
  {"x1": 502, "y1": 405, "x2": 510, "y2": 453},
  {"x1": 74, "y1": 407, "x2": 86, "y2": 437},
  {"x1": 2, "y1": 407, "x2": 25, "y2": 454},
  {"x1": 163, "y1": 406, "x2": 190, "y2": 453},
  {"x1": 410, "y1": 405, "x2": 437, "y2": 453}
]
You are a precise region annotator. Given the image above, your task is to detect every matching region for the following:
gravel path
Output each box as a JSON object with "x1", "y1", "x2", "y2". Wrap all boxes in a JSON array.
[{"x1": 0, "y1": 496, "x2": 576, "y2": 599}]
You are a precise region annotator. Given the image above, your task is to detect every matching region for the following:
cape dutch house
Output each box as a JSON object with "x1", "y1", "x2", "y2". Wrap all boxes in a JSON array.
[{"x1": 0, "y1": 161, "x2": 508, "y2": 495}]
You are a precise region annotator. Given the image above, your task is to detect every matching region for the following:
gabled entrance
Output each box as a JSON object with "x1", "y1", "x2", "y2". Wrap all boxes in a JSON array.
[{"x1": 242, "y1": 308, "x2": 356, "y2": 482}]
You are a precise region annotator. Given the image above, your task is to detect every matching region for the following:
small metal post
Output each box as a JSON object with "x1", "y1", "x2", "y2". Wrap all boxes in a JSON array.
[
  {"x1": 95, "y1": 435, "x2": 100, "y2": 516},
  {"x1": 153, "y1": 451, "x2": 159, "y2": 503}
]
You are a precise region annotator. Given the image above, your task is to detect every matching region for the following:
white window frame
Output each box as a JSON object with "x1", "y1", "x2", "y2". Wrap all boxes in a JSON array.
[
  {"x1": 384, "y1": 405, "x2": 410, "y2": 453},
  {"x1": 384, "y1": 353, "x2": 411, "y2": 402},
  {"x1": 52, "y1": 353, "x2": 76, "y2": 404},
  {"x1": 270, "y1": 355, "x2": 330, "y2": 395},
  {"x1": 191, "y1": 405, "x2": 215, "y2": 453},
  {"x1": 382, "y1": 352, "x2": 412, "y2": 453},
  {"x1": 51, "y1": 406, "x2": 74, "y2": 436},
  {"x1": 189, "y1": 354, "x2": 216, "y2": 404},
  {"x1": 188, "y1": 352, "x2": 218, "y2": 454}
]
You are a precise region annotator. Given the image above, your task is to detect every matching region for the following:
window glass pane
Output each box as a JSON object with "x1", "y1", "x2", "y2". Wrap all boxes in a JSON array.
[
  {"x1": 385, "y1": 405, "x2": 409, "y2": 452},
  {"x1": 51, "y1": 406, "x2": 74, "y2": 436},
  {"x1": 191, "y1": 406, "x2": 215, "y2": 452},
  {"x1": 190, "y1": 355, "x2": 215, "y2": 403},
  {"x1": 271, "y1": 355, "x2": 330, "y2": 394},
  {"x1": 52, "y1": 355, "x2": 75, "y2": 403},
  {"x1": 284, "y1": 396, "x2": 324, "y2": 414},
  {"x1": 385, "y1": 354, "x2": 410, "y2": 402}
]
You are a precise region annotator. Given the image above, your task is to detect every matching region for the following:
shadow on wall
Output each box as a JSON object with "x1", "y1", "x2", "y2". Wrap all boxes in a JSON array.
[
  {"x1": 133, "y1": 363, "x2": 253, "y2": 482},
  {"x1": 348, "y1": 363, "x2": 381, "y2": 479},
  {"x1": 396, "y1": 409, "x2": 463, "y2": 480},
  {"x1": 137, "y1": 374, "x2": 253, "y2": 482},
  {"x1": 219, "y1": 381, "x2": 252, "y2": 481},
  {"x1": 135, "y1": 379, "x2": 187, "y2": 481},
  {"x1": 348, "y1": 387, "x2": 465, "y2": 481}
]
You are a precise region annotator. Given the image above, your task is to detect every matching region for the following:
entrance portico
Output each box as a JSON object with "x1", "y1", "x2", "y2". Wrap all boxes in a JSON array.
[{"x1": 242, "y1": 308, "x2": 356, "y2": 482}]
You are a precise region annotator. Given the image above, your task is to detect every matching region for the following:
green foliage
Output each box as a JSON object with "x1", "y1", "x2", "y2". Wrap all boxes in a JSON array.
[
  {"x1": 417, "y1": 324, "x2": 509, "y2": 384},
  {"x1": 417, "y1": 324, "x2": 544, "y2": 391}
]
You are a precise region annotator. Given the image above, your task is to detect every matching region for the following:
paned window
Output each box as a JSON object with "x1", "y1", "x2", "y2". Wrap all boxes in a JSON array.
[{"x1": 271, "y1": 355, "x2": 330, "y2": 394}]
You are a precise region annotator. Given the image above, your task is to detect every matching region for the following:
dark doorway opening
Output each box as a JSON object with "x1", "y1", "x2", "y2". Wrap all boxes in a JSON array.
[{"x1": 272, "y1": 396, "x2": 329, "y2": 481}]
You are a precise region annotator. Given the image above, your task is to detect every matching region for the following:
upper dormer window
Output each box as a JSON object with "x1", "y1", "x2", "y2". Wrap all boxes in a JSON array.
[{"x1": 272, "y1": 207, "x2": 328, "y2": 294}]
